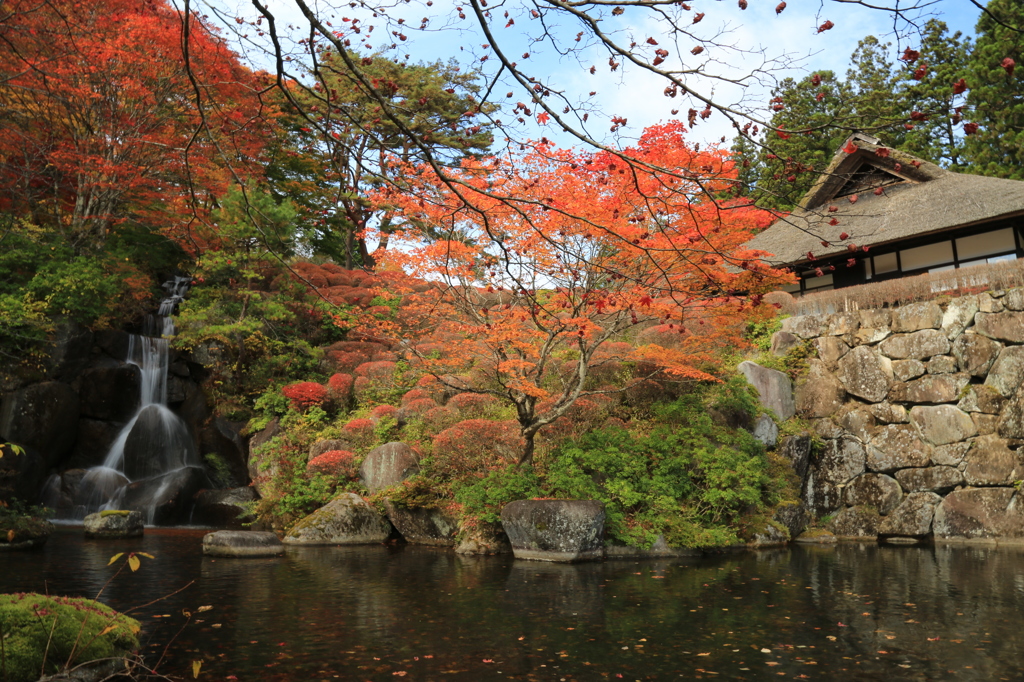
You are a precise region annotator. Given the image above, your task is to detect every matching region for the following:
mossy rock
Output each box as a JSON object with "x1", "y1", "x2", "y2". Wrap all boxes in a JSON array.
[
  {"x1": 0, "y1": 514, "x2": 54, "y2": 551},
  {"x1": 0, "y1": 593, "x2": 140, "y2": 682}
]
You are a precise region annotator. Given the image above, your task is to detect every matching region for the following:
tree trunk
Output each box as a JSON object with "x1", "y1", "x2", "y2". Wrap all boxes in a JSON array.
[{"x1": 517, "y1": 432, "x2": 536, "y2": 468}]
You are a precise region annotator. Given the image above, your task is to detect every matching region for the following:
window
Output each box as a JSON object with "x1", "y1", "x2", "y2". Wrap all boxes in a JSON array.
[
  {"x1": 873, "y1": 252, "x2": 898, "y2": 275},
  {"x1": 956, "y1": 228, "x2": 1015, "y2": 261},
  {"x1": 900, "y1": 241, "x2": 954, "y2": 271}
]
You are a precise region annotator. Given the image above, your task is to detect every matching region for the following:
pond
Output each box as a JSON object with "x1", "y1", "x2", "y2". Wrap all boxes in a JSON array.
[{"x1": 2, "y1": 528, "x2": 1023, "y2": 680}]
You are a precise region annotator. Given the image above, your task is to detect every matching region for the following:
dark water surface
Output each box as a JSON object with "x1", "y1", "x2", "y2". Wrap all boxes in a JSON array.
[{"x1": 2, "y1": 528, "x2": 1024, "y2": 681}]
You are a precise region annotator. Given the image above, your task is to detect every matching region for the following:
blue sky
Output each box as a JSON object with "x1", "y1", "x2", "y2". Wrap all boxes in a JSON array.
[{"x1": 201, "y1": 0, "x2": 986, "y2": 150}]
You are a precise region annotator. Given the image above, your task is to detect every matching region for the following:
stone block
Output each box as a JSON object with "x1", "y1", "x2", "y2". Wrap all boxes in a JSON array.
[
  {"x1": 963, "y1": 434, "x2": 1024, "y2": 486},
  {"x1": 829, "y1": 506, "x2": 882, "y2": 538},
  {"x1": 983, "y1": 346, "x2": 1024, "y2": 397},
  {"x1": 933, "y1": 487, "x2": 1024, "y2": 539},
  {"x1": 942, "y1": 295, "x2": 980, "y2": 339},
  {"x1": 795, "y1": 359, "x2": 845, "y2": 419},
  {"x1": 843, "y1": 473, "x2": 902, "y2": 514},
  {"x1": 910, "y1": 405, "x2": 977, "y2": 445},
  {"x1": 892, "y1": 359, "x2": 926, "y2": 382},
  {"x1": 836, "y1": 346, "x2": 894, "y2": 403},
  {"x1": 932, "y1": 441, "x2": 970, "y2": 467},
  {"x1": 975, "y1": 311, "x2": 1024, "y2": 343},
  {"x1": 927, "y1": 355, "x2": 957, "y2": 374},
  {"x1": 891, "y1": 301, "x2": 942, "y2": 332},
  {"x1": 501, "y1": 500, "x2": 605, "y2": 562},
  {"x1": 737, "y1": 361, "x2": 795, "y2": 421},
  {"x1": 858, "y1": 309, "x2": 891, "y2": 329},
  {"x1": 866, "y1": 402, "x2": 909, "y2": 424},
  {"x1": 889, "y1": 373, "x2": 970, "y2": 404},
  {"x1": 752, "y1": 413, "x2": 779, "y2": 448},
  {"x1": 996, "y1": 385, "x2": 1024, "y2": 439},
  {"x1": 826, "y1": 313, "x2": 860, "y2": 336},
  {"x1": 867, "y1": 424, "x2": 932, "y2": 472},
  {"x1": 877, "y1": 492, "x2": 942, "y2": 537},
  {"x1": 958, "y1": 385, "x2": 1006, "y2": 415},
  {"x1": 778, "y1": 433, "x2": 812, "y2": 482},
  {"x1": 880, "y1": 329, "x2": 950, "y2": 360},
  {"x1": 284, "y1": 493, "x2": 392, "y2": 545},
  {"x1": 83, "y1": 510, "x2": 144, "y2": 539},
  {"x1": 383, "y1": 499, "x2": 459, "y2": 546},
  {"x1": 1005, "y1": 287, "x2": 1024, "y2": 311},
  {"x1": 781, "y1": 315, "x2": 827, "y2": 339},
  {"x1": 953, "y1": 332, "x2": 1002, "y2": 378},
  {"x1": 203, "y1": 530, "x2": 283, "y2": 557},
  {"x1": 812, "y1": 336, "x2": 850, "y2": 370},
  {"x1": 358, "y1": 442, "x2": 421, "y2": 493},
  {"x1": 770, "y1": 331, "x2": 802, "y2": 357},
  {"x1": 894, "y1": 466, "x2": 964, "y2": 494}
]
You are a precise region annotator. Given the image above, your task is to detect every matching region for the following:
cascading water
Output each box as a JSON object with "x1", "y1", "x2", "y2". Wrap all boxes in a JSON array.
[{"x1": 47, "y1": 276, "x2": 206, "y2": 524}]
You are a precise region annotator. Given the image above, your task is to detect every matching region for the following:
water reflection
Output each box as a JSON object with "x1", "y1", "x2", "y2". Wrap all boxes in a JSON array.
[{"x1": 2, "y1": 529, "x2": 1023, "y2": 680}]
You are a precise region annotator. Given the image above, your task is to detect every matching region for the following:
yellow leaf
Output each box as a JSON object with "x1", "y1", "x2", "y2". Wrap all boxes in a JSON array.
[
  {"x1": 196, "y1": 605, "x2": 213, "y2": 613},
  {"x1": 99, "y1": 625, "x2": 117, "y2": 637},
  {"x1": 6, "y1": 530, "x2": 14, "y2": 542},
  {"x1": 108, "y1": 553, "x2": 124, "y2": 566},
  {"x1": 128, "y1": 554, "x2": 140, "y2": 572},
  {"x1": 192, "y1": 660, "x2": 202, "y2": 678},
  {"x1": 137, "y1": 552, "x2": 155, "y2": 559}
]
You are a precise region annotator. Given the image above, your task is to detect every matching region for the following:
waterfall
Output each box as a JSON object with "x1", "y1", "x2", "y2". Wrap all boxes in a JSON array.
[{"x1": 48, "y1": 276, "x2": 207, "y2": 524}]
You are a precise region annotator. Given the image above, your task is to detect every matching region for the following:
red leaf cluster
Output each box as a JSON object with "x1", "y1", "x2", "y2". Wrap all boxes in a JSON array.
[
  {"x1": 282, "y1": 382, "x2": 329, "y2": 410},
  {"x1": 431, "y1": 419, "x2": 524, "y2": 479},
  {"x1": 307, "y1": 450, "x2": 357, "y2": 479}
]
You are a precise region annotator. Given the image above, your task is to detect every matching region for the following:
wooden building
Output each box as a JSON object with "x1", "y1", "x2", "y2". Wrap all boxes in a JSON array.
[{"x1": 744, "y1": 134, "x2": 1024, "y2": 295}]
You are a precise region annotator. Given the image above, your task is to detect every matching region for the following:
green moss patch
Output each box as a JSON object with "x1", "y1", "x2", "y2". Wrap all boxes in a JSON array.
[
  {"x1": 98, "y1": 510, "x2": 131, "y2": 518},
  {"x1": 0, "y1": 593, "x2": 140, "y2": 682}
]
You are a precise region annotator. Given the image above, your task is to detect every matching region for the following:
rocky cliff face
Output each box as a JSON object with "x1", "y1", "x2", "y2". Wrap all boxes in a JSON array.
[{"x1": 762, "y1": 288, "x2": 1024, "y2": 543}]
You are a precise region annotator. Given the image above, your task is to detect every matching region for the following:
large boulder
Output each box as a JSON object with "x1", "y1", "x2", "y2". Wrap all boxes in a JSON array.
[
  {"x1": 891, "y1": 301, "x2": 943, "y2": 332},
  {"x1": 795, "y1": 359, "x2": 845, "y2": 419},
  {"x1": 0, "y1": 381, "x2": 80, "y2": 467},
  {"x1": 247, "y1": 418, "x2": 281, "y2": 496},
  {"x1": 0, "y1": 513, "x2": 53, "y2": 550},
  {"x1": 383, "y1": 500, "x2": 459, "y2": 546},
  {"x1": 974, "y1": 311, "x2": 1024, "y2": 343},
  {"x1": 836, "y1": 346, "x2": 893, "y2": 402},
  {"x1": 455, "y1": 522, "x2": 512, "y2": 555},
  {"x1": 190, "y1": 487, "x2": 259, "y2": 528},
  {"x1": 121, "y1": 466, "x2": 211, "y2": 525},
  {"x1": 879, "y1": 329, "x2": 950, "y2": 360},
  {"x1": 67, "y1": 418, "x2": 125, "y2": 470},
  {"x1": 933, "y1": 487, "x2": 1024, "y2": 539},
  {"x1": 867, "y1": 424, "x2": 933, "y2": 473},
  {"x1": 197, "y1": 418, "x2": 249, "y2": 487},
  {"x1": 77, "y1": 365, "x2": 140, "y2": 421},
  {"x1": 910, "y1": 405, "x2": 977, "y2": 446},
  {"x1": 83, "y1": 510, "x2": 144, "y2": 539},
  {"x1": 877, "y1": 492, "x2": 942, "y2": 538},
  {"x1": 963, "y1": 434, "x2": 1024, "y2": 486},
  {"x1": 284, "y1": 493, "x2": 392, "y2": 545},
  {"x1": 0, "y1": 444, "x2": 46, "y2": 505},
  {"x1": 501, "y1": 499, "x2": 605, "y2": 562},
  {"x1": 736, "y1": 361, "x2": 795, "y2": 421},
  {"x1": 358, "y1": 442, "x2": 420, "y2": 493},
  {"x1": 843, "y1": 473, "x2": 902, "y2": 515},
  {"x1": 953, "y1": 332, "x2": 1002, "y2": 378},
  {"x1": 203, "y1": 530, "x2": 284, "y2": 557}
]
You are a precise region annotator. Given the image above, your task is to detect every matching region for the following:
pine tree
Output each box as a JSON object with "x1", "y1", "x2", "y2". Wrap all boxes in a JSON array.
[{"x1": 964, "y1": 0, "x2": 1024, "y2": 179}]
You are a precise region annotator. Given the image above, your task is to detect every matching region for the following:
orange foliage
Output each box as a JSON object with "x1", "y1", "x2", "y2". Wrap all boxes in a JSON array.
[
  {"x1": 367, "y1": 121, "x2": 789, "y2": 464},
  {"x1": 431, "y1": 420, "x2": 524, "y2": 481},
  {"x1": 307, "y1": 450, "x2": 358, "y2": 479}
]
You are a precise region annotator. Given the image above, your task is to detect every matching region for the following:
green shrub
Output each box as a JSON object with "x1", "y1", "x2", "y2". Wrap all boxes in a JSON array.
[{"x1": 0, "y1": 593, "x2": 140, "y2": 682}]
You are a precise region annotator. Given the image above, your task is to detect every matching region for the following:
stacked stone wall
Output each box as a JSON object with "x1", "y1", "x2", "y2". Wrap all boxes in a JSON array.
[{"x1": 766, "y1": 289, "x2": 1024, "y2": 543}]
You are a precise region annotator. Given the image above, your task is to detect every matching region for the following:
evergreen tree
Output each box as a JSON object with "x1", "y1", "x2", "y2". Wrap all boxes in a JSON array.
[
  {"x1": 899, "y1": 20, "x2": 972, "y2": 168},
  {"x1": 964, "y1": 0, "x2": 1024, "y2": 179}
]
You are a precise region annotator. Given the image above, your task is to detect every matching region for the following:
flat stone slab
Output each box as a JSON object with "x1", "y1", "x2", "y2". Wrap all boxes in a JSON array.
[
  {"x1": 202, "y1": 531, "x2": 283, "y2": 557},
  {"x1": 501, "y1": 500, "x2": 605, "y2": 563},
  {"x1": 84, "y1": 510, "x2": 144, "y2": 539}
]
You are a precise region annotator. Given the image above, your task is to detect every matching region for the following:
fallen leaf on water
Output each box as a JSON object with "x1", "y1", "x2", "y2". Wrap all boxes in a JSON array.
[
  {"x1": 392, "y1": 673, "x2": 407, "y2": 677},
  {"x1": 483, "y1": 659, "x2": 494, "y2": 663},
  {"x1": 826, "y1": 636, "x2": 837, "y2": 642}
]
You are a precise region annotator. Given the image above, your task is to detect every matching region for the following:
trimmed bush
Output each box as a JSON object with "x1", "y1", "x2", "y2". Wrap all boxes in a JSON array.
[
  {"x1": 307, "y1": 449, "x2": 358, "y2": 479},
  {"x1": 281, "y1": 381, "x2": 328, "y2": 410},
  {"x1": 431, "y1": 419, "x2": 524, "y2": 481},
  {"x1": 342, "y1": 418, "x2": 376, "y2": 449}
]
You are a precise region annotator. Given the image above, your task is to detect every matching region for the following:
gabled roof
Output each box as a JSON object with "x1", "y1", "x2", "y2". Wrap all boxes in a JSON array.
[{"x1": 744, "y1": 134, "x2": 1024, "y2": 268}]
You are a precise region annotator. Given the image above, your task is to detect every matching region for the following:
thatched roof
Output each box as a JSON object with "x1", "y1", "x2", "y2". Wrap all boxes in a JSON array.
[{"x1": 745, "y1": 134, "x2": 1024, "y2": 268}]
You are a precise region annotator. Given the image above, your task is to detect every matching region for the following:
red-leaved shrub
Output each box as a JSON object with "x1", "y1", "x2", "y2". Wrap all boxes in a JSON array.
[
  {"x1": 281, "y1": 382, "x2": 328, "y2": 410},
  {"x1": 369, "y1": 404, "x2": 399, "y2": 423},
  {"x1": 447, "y1": 392, "x2": 499, "y2": 418},
  {"x1": 431, "y1": 419, "x2": 524, "y2": 480},
  {"x1": 355, "y1": 360, "x2": 398, "y2": 379},
  {"x1": 342, "y1": 418, "x2": 376, "y2": 449},
  {"x1": 398, "y1": 398, "x2": 438, "y2": 422},
  {"x1": 401, "y1": 388, "x2": 434, "y2": 406},
  {"x1": 307, "y1": 449, "x2": 358, "y2": 479},
  {"x1": 328, "y1": 373, "x2": 355, "y2": 401}
]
